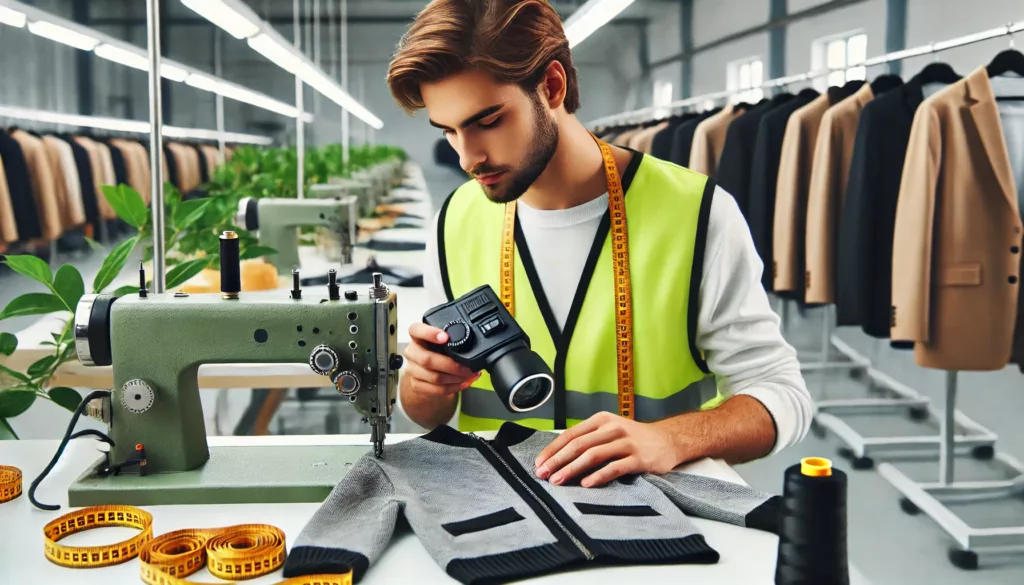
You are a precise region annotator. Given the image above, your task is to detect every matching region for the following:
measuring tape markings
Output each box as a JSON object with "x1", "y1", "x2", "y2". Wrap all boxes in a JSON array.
[
  {"x1": 42, "y1": 504, "x2": 351, "y2": 585},
  {"x1": 499, "y1": 137, "x2": 636, "y2": 421},
  {"x1": 1, "y1": 464, "x2": 22, "y2": 503}
]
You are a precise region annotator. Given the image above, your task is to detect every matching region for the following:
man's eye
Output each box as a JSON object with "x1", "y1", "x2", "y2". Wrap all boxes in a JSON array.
[
  {"x1": 441, "y1": 128, "x2": 455, "y2": 136},
  {"x1": 478, "y1": 117, "x2": 501, "y2": 129}
]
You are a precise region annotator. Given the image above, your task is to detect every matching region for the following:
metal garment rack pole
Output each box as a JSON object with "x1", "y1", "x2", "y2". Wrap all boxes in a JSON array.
[
  {"x1": 341, "y1": 0, "x2": 349, "y2": 166},
  {"x1": 294, "y1": 0, "x2": 305, "y2": 200},
  {"x1": 214, "y1": 29, "x2": 226, "y2": 160},
  {"x1": 146, "y1": 0, "x2": 166, "y2": 294},
  {"x1": 587, "y1": 20, "x2": 1024, "y2": 128}
]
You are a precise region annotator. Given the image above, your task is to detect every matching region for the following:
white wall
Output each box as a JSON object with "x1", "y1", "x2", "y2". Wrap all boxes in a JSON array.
[{"x1": 903, "y1": 0, "x2": 1024, "y2": 76}]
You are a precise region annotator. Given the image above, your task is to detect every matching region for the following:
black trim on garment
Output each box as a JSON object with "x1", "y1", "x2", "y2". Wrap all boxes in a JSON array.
[
  {"x1": 574, "y1": 503, "x2": 660, "y2": 516},
  {"x1": 282, "y1": 546, "x2": 370, "y2": 581},
  {"x1": 687, "y1": 178, "x2": 716, "y2": 375},
  {"x1": 442, "y1": 507, "x2": 525, "y2": 536},
  {"x1": 420, "y1": 422, "x2": 538, "y2": 449},
  {"x1": 549, "y1": 149, "x2": 643, "y2": 429},
  {"x1": 437, "y1": 189, "x2": 456, "y2": 302},
  {"x1": 744, "y1": 495, "x2": 782, "y2": 534}
]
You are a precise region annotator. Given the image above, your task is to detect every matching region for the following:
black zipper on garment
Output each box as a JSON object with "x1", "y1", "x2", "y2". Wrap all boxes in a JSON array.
[{"x1": 469, "y1": 433, "x2": 595, "y2": 561}]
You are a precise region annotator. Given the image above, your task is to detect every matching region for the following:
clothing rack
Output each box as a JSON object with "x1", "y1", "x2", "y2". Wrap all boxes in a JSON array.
[
  {"x1": 0, "y1": 105, "x2": 273, "y2": 146},
  {"x1": 587, "y1": 20, "x2": 1024, "y2": 129},
  {"x1": 590, "y1": 18, "x2": 1024, "y2": 570}
]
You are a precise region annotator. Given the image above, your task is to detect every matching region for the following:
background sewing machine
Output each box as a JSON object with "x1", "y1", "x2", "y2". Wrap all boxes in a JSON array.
[
  {"x1": 66, "y1": 232, "x2": 402, "y2": 507},
  {"x1": 236, "y1": 197, "x2": 358, "y2": 276}
]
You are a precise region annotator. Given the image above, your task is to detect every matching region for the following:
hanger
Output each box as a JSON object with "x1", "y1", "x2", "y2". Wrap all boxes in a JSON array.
[
  {"x1": 870, "y1": 73, "x2": 904, "y2": 94},
  {"x1": 913, "y1": 62, "x2": 961, "y2": 85},
  {"x1": 987, "y1": 48, "x2": 1024, "y2": 101}
]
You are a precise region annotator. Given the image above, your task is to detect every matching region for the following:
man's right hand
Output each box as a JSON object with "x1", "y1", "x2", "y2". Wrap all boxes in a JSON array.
[{"x1": 400, "y1": 323, "x2": 480, "y2": 428}]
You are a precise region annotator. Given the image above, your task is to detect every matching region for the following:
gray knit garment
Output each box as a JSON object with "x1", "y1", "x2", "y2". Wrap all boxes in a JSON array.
[{"x1": 283, "y1": 423, "x2": 780, "y2": 584}]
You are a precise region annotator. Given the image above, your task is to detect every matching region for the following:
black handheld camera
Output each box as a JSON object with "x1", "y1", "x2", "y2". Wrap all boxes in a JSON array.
[{"x1": 422, "y1": 284, "x2": 554, "y2": 413}]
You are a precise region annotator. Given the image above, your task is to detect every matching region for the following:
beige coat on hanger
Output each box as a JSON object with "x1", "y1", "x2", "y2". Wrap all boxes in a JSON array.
[
  {"x1": 804, "y1": 82, "x2": 875, "y2": 304},
  {"x1": 892, "y1": 65, "x2": 1023, "y2": 371},
  {"x1": 689, "y1": 104, "x2": 741, "y2": 178},
  {"x1": 0, "y1": 157, "x2": 18, "y2": 245},
  {"x1": 773, "y1": 92, "x2": 833, "y2": 296},
  {"x1": 44, "y1": 136, "x2": 85, "y2": 228},
  {"x1": 12, "y1": 130, "x2": 62, "y2": 241}
]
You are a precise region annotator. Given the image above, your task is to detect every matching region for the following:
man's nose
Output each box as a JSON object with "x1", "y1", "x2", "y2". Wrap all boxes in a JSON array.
[{"x1": 456, "y1": 139, "x2": 486, "y2": 174}]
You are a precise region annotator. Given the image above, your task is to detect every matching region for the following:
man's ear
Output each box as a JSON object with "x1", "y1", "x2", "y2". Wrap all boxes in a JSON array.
[{"x1": 539, "y1": 61, "x2": 568, "y2": 110}]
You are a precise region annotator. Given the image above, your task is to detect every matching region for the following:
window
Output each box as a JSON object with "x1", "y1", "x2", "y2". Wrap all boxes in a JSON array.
[
  {"x1": 726, "y1": 57, "x2": 764, "y2": 105},
  {"x1": 812, "y1": 32, "x2": 867, "y2": 92},
  {"x1": 652, "y1": 79, "x2": 674, "y2": 118}
]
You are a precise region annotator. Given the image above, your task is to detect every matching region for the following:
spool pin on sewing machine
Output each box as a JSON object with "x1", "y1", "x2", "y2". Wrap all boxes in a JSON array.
[{"x1": 68, "y1": 231, "x2": 401, "y2": 507}]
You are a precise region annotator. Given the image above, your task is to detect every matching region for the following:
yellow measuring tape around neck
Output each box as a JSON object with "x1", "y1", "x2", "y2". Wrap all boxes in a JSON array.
[
  {"x1": 43, "y1": 504, "x2": 351, "y2": 585},
  {"x1": 1, "y1": 465, "x2": 22, "y2": 503},
  {"x1": 500, "y1": 136, "x2": 635, "y2": 420}
]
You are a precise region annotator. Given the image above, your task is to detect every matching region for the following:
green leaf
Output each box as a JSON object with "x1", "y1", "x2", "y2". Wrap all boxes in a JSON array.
[
  {"x1": 0, "y1": 389, "x2": 36, "y2": 418},
  {"x1": 53, "y1": 264, "x2": 85, "y2": 311},
  {"x1": 0, "y1": 332, "x2": 16, "y2": 356},
  {"x1": 0, "y1": 293, "x2": 67, "y2": 321},
  {"x1": 142, "y1": 245, "x2": 154, "y2": 263},
  {"x1": 165, "y1": 258, "x2": 211, "y2": 290},
  {"x1": 174, "y1": 199, "x2": 212, "y2": 231},
  {"x1": 0, "y1": 364, "x2": 30, "y2": 384},
  {"x1": 102, "y1": 184, "x2": 149, "y2": 228},
  {"x1": 48, "y1": 387, "x2": 82, "y2": 412},
  {"x1": 240, "y1": 246, "x2": 278, "y2": 260},
  {"x1": 0, "y1": 254, "x2": 52, "y2": 287},
  {"x1": 113, "y1": 285, "x2": 141, "y2": 298},
  {"x1": 0, "y1": 418, "x2": 17, "y2": 440},
  {"x1": 93, "y1": 236, "x2": 139, "y2": 293},
  {"x1": 27, "y1": 356, "x2": 57, "y2": 378}
]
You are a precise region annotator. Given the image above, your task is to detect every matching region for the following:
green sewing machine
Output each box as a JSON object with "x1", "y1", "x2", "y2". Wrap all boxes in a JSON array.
[
  {"x1": 236, "y1": 197, "x2": 357, "y2": 276},
  {"x1": 67, "y1": 232, "x2": 401, "y2": 507}
]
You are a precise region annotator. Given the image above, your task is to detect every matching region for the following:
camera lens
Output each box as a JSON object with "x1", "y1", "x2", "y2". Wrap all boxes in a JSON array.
[
  {"x1": 510, "y1": 376, "x2": 554, "y2": 411},
  {"x1": 489, "y1": 346, "x2": 555, "y2": 413}
]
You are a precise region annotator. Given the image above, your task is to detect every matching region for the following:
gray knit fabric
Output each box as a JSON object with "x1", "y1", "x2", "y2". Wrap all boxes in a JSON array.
[{"x1": 284, "y1": 424, "x2": 781, "y2": 584}]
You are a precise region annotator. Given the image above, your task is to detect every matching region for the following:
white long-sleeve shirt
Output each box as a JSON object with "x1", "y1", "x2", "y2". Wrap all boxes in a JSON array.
[{"x1": 421, "y1": 184, "x2": 813, "y2": 455}]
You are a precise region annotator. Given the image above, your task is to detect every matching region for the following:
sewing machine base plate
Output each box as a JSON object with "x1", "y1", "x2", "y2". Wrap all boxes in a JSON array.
[{"x1": 68, "y1": 445, "x2": 371, "y2": 507}]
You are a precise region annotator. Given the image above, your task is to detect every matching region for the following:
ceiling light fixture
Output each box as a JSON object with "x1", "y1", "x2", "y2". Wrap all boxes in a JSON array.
[
  {"x1": 563, "y1": 0, "x2": 635, "y2": 49},
  {"x1": 180, "y1": 0, "x2": 259, "y2": 40},
  {"x1": 28, "y1": 20, "x2": 99, "y2": 51}
]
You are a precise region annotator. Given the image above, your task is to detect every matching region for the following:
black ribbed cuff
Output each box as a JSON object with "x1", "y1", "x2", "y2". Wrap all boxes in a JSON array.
[
  {"x1": 283, "y1": 546, "x2": 370, "y2": 582},
  {"x1": 591, "y1": 534, "x2": 719, "y2": 564},
  {"x1": 746, "y1": 495, "x2": 782, "y2": 534},
  {"x1": 447, "y1": 542, "x2": 582, "y2": 585}
]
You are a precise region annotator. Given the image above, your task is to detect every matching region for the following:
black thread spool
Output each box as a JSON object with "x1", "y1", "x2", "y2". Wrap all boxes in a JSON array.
[
  {"x1": 775, "y1": 457, "x2": 849, "y2": 585},
  {"x1": 220, "y1": 231, "x2": 241, "y2": 300}
]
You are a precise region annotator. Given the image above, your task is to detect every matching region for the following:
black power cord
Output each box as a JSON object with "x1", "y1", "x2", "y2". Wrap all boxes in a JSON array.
[{"x1": 29, "y1": 389, "x2": 113, "y2": 511}]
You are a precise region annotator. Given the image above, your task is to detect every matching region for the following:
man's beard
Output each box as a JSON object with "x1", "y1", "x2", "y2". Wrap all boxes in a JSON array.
[{"x1": 475, "y1": 98, "x2": 559, "y2": 204}]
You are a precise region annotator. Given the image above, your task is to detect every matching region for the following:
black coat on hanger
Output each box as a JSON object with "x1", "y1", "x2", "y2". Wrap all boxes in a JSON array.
[
  {"x1": 0, "y1": 128, "x2": 42, "y2": 242},
  {"x1": 747, "y1": 88, "x2": 820, "y2": 289},
  {"x1": 835, "y1": 62, "x2": 962, "y2": 344},
  {"x1": 987, "y1": 49, "x2": 1024, "y2": 101}
]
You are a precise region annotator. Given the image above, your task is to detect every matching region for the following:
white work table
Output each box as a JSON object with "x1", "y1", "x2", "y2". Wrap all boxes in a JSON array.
[{"x1": 0, "y1": 434, "x2": 872, "y2": 584}]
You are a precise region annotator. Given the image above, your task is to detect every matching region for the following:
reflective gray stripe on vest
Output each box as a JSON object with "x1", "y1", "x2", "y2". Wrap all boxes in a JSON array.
[{"x1": 460, "y1": 377, "x2": 718, "y2": 422}]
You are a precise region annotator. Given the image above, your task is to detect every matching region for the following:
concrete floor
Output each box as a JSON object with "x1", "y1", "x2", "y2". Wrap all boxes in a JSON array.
[{"x1": 2, "y1": 163, "x2": 1022, "y2": 584}]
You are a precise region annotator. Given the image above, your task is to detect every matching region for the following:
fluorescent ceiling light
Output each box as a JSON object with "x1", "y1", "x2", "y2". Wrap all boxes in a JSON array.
[
  {"x1": 185, "y1": 73, "x2": 222, "y2": 93},
  {"x1": 0, "y1": 6, "x2": 26, "y2": 28},
  {"x1": 246, "y1": 33, "x2": 305, "y2": 75},
  {"x1": 28, "y1": 20, "x2": 99, "y2": 51},
  {"x1": 180, "y1": 0, "x2": 259, "y2": 40},
  {"x1": 563, "y1": 0, "x2": 635, "y2": 48},
  {"x1": 94, "y1": 43, "x2": 149, "y2": 71}
]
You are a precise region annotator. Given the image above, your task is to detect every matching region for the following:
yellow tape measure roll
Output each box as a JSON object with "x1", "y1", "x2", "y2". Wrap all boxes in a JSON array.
[
  {"x1": 43, "y1": 504, "x2": 351, "y2": 585},
  {"x1": 1, "y1": 465, "x2": 22, "y2": 503}
]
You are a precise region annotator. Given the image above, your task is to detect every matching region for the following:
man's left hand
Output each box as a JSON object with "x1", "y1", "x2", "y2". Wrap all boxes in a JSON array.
[{"x1": 533, "y1": 412, "x2": 682, "y2": 488}]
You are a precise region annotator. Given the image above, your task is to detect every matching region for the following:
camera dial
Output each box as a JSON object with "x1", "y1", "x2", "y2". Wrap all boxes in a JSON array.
[{"x1": 444, "y1": 320, "x2": 473, "y2": 349}]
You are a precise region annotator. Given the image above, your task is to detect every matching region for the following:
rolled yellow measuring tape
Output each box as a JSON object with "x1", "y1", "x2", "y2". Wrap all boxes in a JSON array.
[
  {"x1": 1, "y1": 465, "x2": 22, "y2": 503},
  {"x1": 43, "y1": 505, "x2": 351, "y2": 585}
]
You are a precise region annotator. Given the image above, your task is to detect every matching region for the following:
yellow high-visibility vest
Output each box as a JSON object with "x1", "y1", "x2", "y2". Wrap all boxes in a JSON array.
[{"x1": 438, "y1": 152, "x2": 724, "y2": 431}]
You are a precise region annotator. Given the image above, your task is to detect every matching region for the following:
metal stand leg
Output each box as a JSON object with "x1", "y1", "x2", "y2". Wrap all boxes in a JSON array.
[{"x1": 877, "y1": 371, "x2": 1024, "y2": 569}]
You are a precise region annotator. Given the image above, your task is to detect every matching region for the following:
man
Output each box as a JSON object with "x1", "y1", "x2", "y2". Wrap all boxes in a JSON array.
[{"x1": 386, "y1": 0, "x2": 812, "y2": 488}]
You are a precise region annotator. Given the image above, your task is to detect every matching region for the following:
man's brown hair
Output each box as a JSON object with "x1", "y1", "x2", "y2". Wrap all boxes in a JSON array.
[{"x1": 387, "y1": 0, "x2": 580, "y2": 114}]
